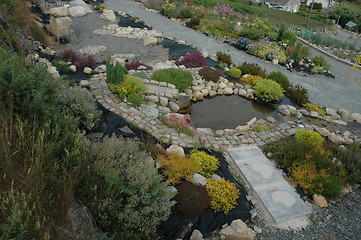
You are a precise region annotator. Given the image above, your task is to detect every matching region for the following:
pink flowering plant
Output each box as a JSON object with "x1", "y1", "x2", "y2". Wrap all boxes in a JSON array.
[
  {"x1": 159, "y1": 114, "x2": 196, "y2": 136},
  {"x1": 214, "y1": 3, "x2": 235, "y2": 21},
  {"x1": 179, "y1": 52, "x2": 206, "y2": 68}
]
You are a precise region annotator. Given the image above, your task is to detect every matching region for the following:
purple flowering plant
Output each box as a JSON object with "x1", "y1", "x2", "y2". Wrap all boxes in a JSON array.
[
  {"x1": 179, "y1": 52, "x2": 206, "y2": 68},
  {"x1": 214, "y1": 4, "x2": 235, "y2": 20},
  {"x1": 235, "y1": 37, "x2": 252, "y2": 50},
  {"x1": 125, "y1": 60, "x2": 142, "y2": 70}
]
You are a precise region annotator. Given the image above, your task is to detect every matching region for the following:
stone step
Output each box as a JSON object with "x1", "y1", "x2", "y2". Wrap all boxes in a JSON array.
[
  {"x1": 227, "y1": 145, "x2": 311, "y2": 225},
  {"x1": 145, "y1": 84, "x2": 179, "y2": 97}
]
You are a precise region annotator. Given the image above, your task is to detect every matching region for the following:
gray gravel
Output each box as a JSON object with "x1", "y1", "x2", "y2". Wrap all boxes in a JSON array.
[
  {"x1": 255, "y1": 189, "x2": 361, "y2": 240},
  {"x1": 103, "y1": 0, "x2": 361, "y2": 114}
]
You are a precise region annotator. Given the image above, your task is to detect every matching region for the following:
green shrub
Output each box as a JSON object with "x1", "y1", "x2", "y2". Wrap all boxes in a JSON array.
[
  {"x1": 176, "y1": 181, "x2": 210, "y2": 218},
  {"x1": 79, "y1": 136, "x2": 175, "y2": 240},
  {"x1": 198, "y1": 66, "x2": 221, "y2": 82},
  {"x1": 189, "y1": 149, "x2": 219, "y2": 178},
  {"x1": 312, "y1": 55, "x2": 329, "y2": 68},
  {"x1": 252, "y1": 125, "x2": 270, "y2": 132},
  {"x1": 185, "y1": 17, "x2": 201, "y2": 29},
  {"x1": 56, "y1": 86, "x2": 101, "y2": 130},
  {"x1": 286, "y1": 84, "x2": 309, "y2": 106},
  {"x1": 303, "y1": 103, "x2": 326, "y2": 115},
  {"x1": 127, "y1": 92, "x2": 143, "y2": 107},
  {"x1": 240, "y1": 27, "x2": 265, "y2": 41},
  {"x1": 295, "y1": 130, "x2": 324, "y2": 147},
  {"x1": 335, "y1": 144, "x2": 361, "y2": 184},
  {"x1": 267, "y1": 71, "x2": 290, "y2": 90},
  {"x1": 237, "y1": 62, "x2": 267, "y2": 78},
  {"x1": 228, "y1": 67, "x2": 241, "y2": 78},
  {"x1": 279, "y1": 30, "x2": 297, "y2": 46},
  {"x1": 106, "y1": 61, "x2": 128, "y2": 85},
  {"x1": 110, "y1": 75, "x2": 146, "y2": 99},
  {"x1": 206, "y1": 179, "x2": 239, "y2": 215},
  {"x1": 152, "y1": 68, "x2": 193, "y2": 92},
  {"x1": 216, "y1": 51, "x2": 233, "y2": 67},
  {"x1": 254, "y1": 79, "x2": 284, "y2": 102},
  {"x1": 311, "y1": 65, "x2": 324, "y2": 74}
]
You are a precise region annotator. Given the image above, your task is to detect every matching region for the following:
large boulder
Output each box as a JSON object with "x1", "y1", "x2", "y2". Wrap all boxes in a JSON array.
[
  {"x1": 190, "y1": 229, "x2": 204, "y2": 240},
  {"x1": 50, "y1": 7, "x2": 69, "y2": 17},
  {"x1": 192, "y1": 173, "x2": 207, "y2": 186},
  {"x1": 68, "y1": 6, "x2": 87, "y2": 17},
  {"x1": 166, "y1": 145, "x2": 185, "y2": 156},
  {"x1": 49, "y1": 16, "x2": 75, "y2": 40},
  {"x1": 220, "y1": 219, "x2": 256, "y2": 240},
  {"x1": 100, "y1": 10, "x2": 116, "y2": 22}
]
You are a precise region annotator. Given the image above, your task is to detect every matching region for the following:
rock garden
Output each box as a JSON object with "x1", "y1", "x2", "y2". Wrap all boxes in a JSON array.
[{"x1": 1, "y1": 0, "x2": 361, "y2": 240}]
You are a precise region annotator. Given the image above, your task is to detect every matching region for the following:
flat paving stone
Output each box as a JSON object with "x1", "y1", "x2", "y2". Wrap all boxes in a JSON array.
[
  {"x1": 145, "y1": 84, "x2": 179, "y2": 96},
  {"x1": 227, "y1": 145, "x2": 311, "y2": 224}
]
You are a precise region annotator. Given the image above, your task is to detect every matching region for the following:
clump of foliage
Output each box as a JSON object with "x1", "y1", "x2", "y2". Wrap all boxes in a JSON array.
[
  {"x1": 286, "y1": 44, "x2": 310, "y2": 63},
  {"x1": 237, "y1": 62, "x2": 267, "y2": 78},
  {"x1": 311, "y1": 65, "x2": 324, "y2": 74},
  {"x1": 176, "y1": 181, "x2": 211, "y2": 218},
  {"x1": 216, "y1": 51, "x2": 233, "y2": 67},
  {"x1": 254, "y1": 79, "x2": 284, "y2": 102},
  {"x1": 159, "y1": 114, "x2": 196, "y2": 136},
  {"x1": 75, "y1": 55, "x2": 96, "y2": 70},
  {"x1": 295, "y1": 130, "x2": 324, "y2": 148},
  {"x1": 126, "y1": 92, "x2": 143, "y2": 107},
  {"x1": 106, "y1": 61, "x2": 128, "y2": 85},
  {"x1": 110, "y1": 75, "x2": 146, "y2": 99},
  {"x1": 189, "y1": 150, "x2": 219, "y2": 178},
  {"x1": 290, "y1": 162, "x2": 343, "y2": 199},
  {"x1": 250, "y1": 43, "x2": 287, "y2": 63},
  {"x1": 57, "y1": 49, "x2": 79, "y2": 62},
  {"x1": 278, "y1": 30, "x2": 297, "y2": 46},
  {"x1": 185, "y1": 16, "x2": 201, "y2": 29},
  {"x1": 198, "y1": 66, "x2": 221, "y2": 82},
  {"x1": 267, "y1": 71, "x2": 290, "y2": 90},
  {"x1": 0, "y1": 50, "x2": 89, "y2": 238},
  {"x1": 335, "y1": 144, "x2": 361, "y2": 184},
  {"x1": 79, "y1": 136, "x2": 175, "y2": 240},
  {"x1": 206, "y1": 179, "x2": 239, "y2": 214},
  {"x1": 286, "y1": 84, "x2": 309, "y2": 106},
  {"x1": 235, "y1": 37, "x2": 252, "y2": 50},
  {"x1": 152, "y1": 68, "x2": 193, "y2": 92},
  {"x1": 312, "y1": 55, "x2": 329, "y2": 69},
  {"x1": 240, "y1": 27, "x2": 265, "y2": 41},
  {"x1": 241, "y1": 75, "x2": 264, "y2": 86},
  {"x1": 252, "y1": 125, "x2": 270, "y2": 132},
  {"x1": 56, "y1": 86, "x2": 101, "y2": 130},
  {"x1": 228, "y1": 67, "x2": 242, "y2": 78},
  {"x1": 132, "y1": 71, "x2": 148, "y2": 79},
  {"x1": 125, "y1": 60, "x2": 142, "y2": 70},
  {"x1": 179, "y1": 52, "x2": 206, "y2": 68},
  {"x1": 157, "y1": 153, "x2": 199, "y2": 184},
  {"x1": 303, "y1": 103, "x2": 326, "y2": 115}
]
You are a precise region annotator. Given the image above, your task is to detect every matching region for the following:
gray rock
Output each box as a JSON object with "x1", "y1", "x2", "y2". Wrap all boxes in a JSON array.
[
  {"x1": 220, "y1": 219, "x2": 256, "y2": 240},
  {"x1": 79, "y1": 80, "x2": 90, "y2": 88},
  {"x1": 224, "y1": 129, "x2": 235, "y2": 135},
  {"x1": 50, "y1": 16, "x2": 75, "y2": 39},
  {"x1": 50, "y1": 7, "x2": 69, "y2": 17},
  {"x1": 278, "y1": 105, "x2": 290, "y2": 115},
  {"x1": 218, "y1": 82, "x2": 227, "y2": 89},
  {"x1": 64, "y1": 201, "x2": 94, "y2": 238},
  {"x1": 159, "y1": 97, "x2": 168, "y2": 107},
  {"x1": 215, "y1": 130, "x2": 224, "y2": 136},
  {"x1": 142, "y1": 106, "x2": 159, "y2": 118},
  {"x1": 68, "y1": 6, "x2": 87, "y2": 18},
  {"x1": 145, "y1": 95, "x2": 159, "y2": 103},
  {"x1": 192, "y1": 173, "x2": 207, "y2": 186},
  {"x1": 158, "y1": 106, "x2": 171, "y2": 114},
  {"x1": 266, "y1": 117, "x2": 276, "y2": 123},
  {"x1": 166, "y1": 186, "x2": 178, "y2": 193},
  {"x1": 212, "y1": 174, "x2": 222, "y2": 180},
  {"x1": 278, "y1": 123, "x2": 290, "y2": 130},
  {"x1": 245, "y1": 92, "x2": 254, "y2": 100},
  {"x1": 83, "y1": 67, "x2": 92, "y2": 74},
  {"x1": 350, "y1": 113, "x2": 361, "y2": 123},
  {"x1": 166, "y1": 144, "x2": 185, "y2": 156},
  {"x1": 196, "y1": 128, "x2": 214, "y2": 136},
  {"x1": 247, "y1": 117, "x2": 257, "y2": 126},
  {"x1": 235, "y1": 125, "x2": 250, "y2": 132},
  {"x1": 338, "y1": 108, "x2": 350, "y2": 118},
  {"x1": 299, "y1": 109, "x2": 310, "y2": 116},
  {"x1": 209, "y1": 90, "x2": 217, "y2": 97},
  {"x1": 153, "y1": 62, "x2": 178, "y2": 70},
  {"x1": 190, "y1": 229, "x2": 204, "y2": 240},
  {"x1": 69, "y1": 65, "x2": 77, "y2": 72},
  {"x1": 332, "y1": 119, "x2": 347, "y2": 126},
  {"x1": 224, "y1": 87, "x2": 233, "y2": 95},
  {"x1": 316, "y1": 128, "x2": 330, "y2": 137},
  {"x1": 94, "y1": 65, "x2": 106, "y2": 73},
  {"x1": 144, "y1": 37, "x2": 158, "y2": 46},
  {"x1": 168, "y1": 101, "x2": 180, "y2": 112},
  {"x1": 100, "y1": 10, "x2": 116, "y2": 22}
]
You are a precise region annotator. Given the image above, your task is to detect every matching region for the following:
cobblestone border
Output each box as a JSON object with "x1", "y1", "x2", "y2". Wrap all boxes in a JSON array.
[{"x1": 89, "y1": 73, "x2": 303, "y2": 150}]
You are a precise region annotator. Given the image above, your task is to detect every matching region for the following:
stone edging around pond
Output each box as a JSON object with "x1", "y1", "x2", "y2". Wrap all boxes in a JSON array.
[{"x1": 86, "y1": 67, "x2": 361, "y2": 150}]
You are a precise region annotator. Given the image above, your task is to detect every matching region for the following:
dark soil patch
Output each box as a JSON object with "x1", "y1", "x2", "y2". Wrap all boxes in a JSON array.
[
  {"x1": 31, "y1": 4, "x2": 50, "y2": 24},
  {"x1": 116, "y1": 12, "x2": 152, "y2": 30}
]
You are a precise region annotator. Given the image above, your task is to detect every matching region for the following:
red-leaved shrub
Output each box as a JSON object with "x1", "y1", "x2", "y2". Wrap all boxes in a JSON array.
[
  {"x1": 176, "y1": 181, "x2": 211, "y2": 218},
  {"x1": 75, "y1": 55, "x2": 96, "y2": 70},
  {"x1": 179, "y1": 52, "x2": 206, "y2": 68},
  {"x1": 57, "y1": 49, "x2": 79, "y2": 62},
  {"x1": 125, "y1": 60, "x2": 142, "y2": 70},
  {"x1": 198, "y1": 66, "x2": 221, "y2": 82}
]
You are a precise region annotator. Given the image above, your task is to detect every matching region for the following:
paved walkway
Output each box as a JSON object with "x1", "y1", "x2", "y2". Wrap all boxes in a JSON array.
[
  {"x1": 104, "y1": 0, "x2": 361, "y2": 113},
  {"x1": 227, "y1": 145, "x2": 311, "y2": 225}
]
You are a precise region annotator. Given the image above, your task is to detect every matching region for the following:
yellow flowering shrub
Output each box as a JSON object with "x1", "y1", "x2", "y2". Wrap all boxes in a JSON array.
[
  {"x1": 252, "y1": 43, "x2": 287, "y2": 63},
  {"x1": 295, "y1": 130, "x2": 324, "y2": 148},
  {"x1": 303, "y1": 103, "x2": 326, "y2": 115},
  {"x1": 206, "y1": 179, "x2": 239, "y2": 214},
  {"x1": 157, "y1": 153, "x2": 199, "y2": 184},
  {"x1": 241, "y1": 75, "x2": 264, "y2": 86},
  {"x1": 189, "y1": 150, "x2": 220, "y2": 178}
]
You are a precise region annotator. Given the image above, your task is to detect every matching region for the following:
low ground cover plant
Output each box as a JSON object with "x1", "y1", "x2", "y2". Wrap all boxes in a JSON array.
[
  {"x1": 198, "y1": 66, "x2": 221, "y2": 82},
  {"x1": 179, "y1": 52, "x2": 206, "y2": 68},
  {"x1": 206, "y1": 178, "x2": 239, "y2": 214},
  {"x1": 254, "y1": 79, "x2": 284, "y2": 102},
  {"x1": 241, "y1": 75, "x2": 264, "y2": 86},
  {"x1": 152, "y1": 68, "x2": 193, "y2": 92},
  {"x1": 303, "y1": 103, "x2": 326, "y2": 115},
  {"x1": 159, "y1": 114, "x2": 196, "y2": 136},
  {"x1": 189, "y1": 149, "x2": 219, "y2": 178},
  {"x1": 249, "y1": 43, "x2": 287, "y2": 64}
]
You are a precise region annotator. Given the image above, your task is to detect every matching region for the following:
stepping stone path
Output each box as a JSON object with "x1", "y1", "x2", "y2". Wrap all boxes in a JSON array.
[{"x1": 227, "y1": 145, "x2": 311, "y2": 225}]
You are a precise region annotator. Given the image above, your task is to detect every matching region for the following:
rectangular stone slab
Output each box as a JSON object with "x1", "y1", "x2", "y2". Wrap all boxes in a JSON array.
[{"x1": 228, "y1": 145, "x2": 311, "y2": 224}]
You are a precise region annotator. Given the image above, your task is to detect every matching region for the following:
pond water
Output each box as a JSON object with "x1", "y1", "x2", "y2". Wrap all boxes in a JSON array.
[{"x1": 190, "y1": 95, "x2": 282, "y2": 130}]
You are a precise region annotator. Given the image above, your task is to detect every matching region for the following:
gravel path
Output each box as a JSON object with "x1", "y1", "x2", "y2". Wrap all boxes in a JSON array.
[
  {"x1": 255, "y1": 189, "x2": 361, "y2": 240},
  {"x1": 103, "y1": 0, "x2": 361, "y2": 114}
]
